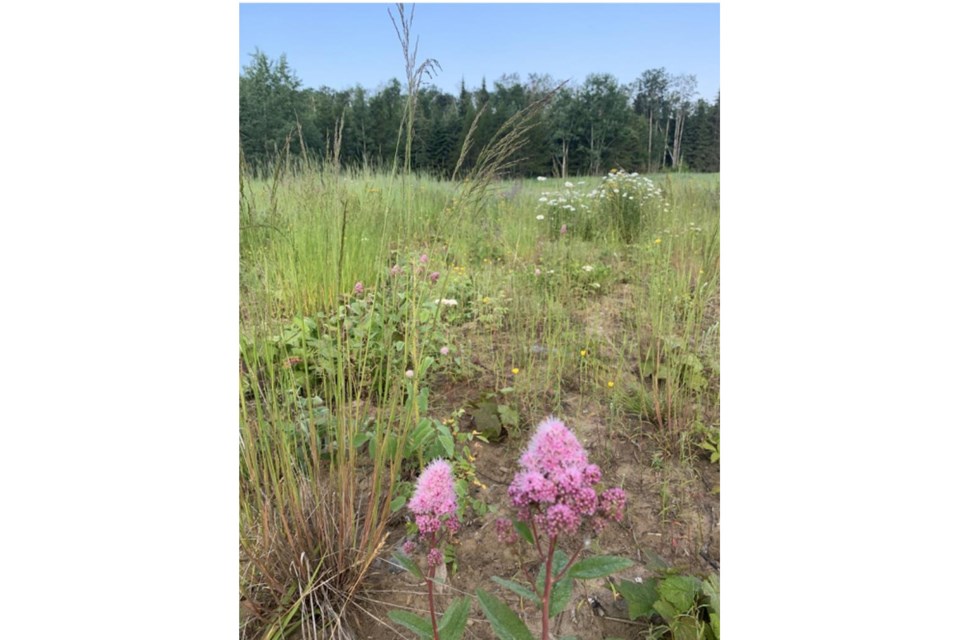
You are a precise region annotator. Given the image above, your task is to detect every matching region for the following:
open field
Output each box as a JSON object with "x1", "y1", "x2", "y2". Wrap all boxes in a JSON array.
[{"x1": 240, "y1": 162, "x2": 720, "y2": 639}]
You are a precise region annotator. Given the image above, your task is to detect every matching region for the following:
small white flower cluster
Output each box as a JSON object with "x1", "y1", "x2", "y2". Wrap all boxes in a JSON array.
[{"x1": 596, "y1": 170, "x2": 667, "y2": 210}]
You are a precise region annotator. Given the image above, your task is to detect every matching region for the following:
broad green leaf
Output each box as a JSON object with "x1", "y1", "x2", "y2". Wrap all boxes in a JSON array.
[
  {"x1": 619, "y1": 578, "x2": 659, "y2": 619},
  {"x1": 671, "y1": 615, "x2": 701, "y2": 640},
  {"x1": 512, "y1": 519, "x2": 533, "y2": 544},
  {"x1": 438, "y1": 596, "x2": 471, "y2": 640},
  {"x1": 568, "y1": 555, "x2": 633, "y2": 579},
  {"x1": 536, "y1": 549, "x2": 569, "y2": 596},
  {"x1": 653, "y1": 598, "x2": 679, "y2": 623},
  {"x1": 659, "y1": 575, "x2": 701, "y2": 613},
  {"x1": 497, "y1": 404, "x2": 519, "y2": 428},
  {"x1": 391, "y1": 552, "x2": 423, "y2": 580},
  {"x1": 387, "y1": 610, "x2": 432, "y2": 638},
  {"x1": 476, "y1": 589, "x2": 534, "y2": 640},
  {"x1": 437, "y1": 424, "x2": 455, "y2": 457},
  {"x1": 491, "y1": 576, "x2": 538, "y2": 602},
  {"x1": 389, "y1": 495, "x2": 407, "y2": 513},
  {"x1": 643, "y1": 549, "x2": 670, "y2": 572},
  {"x1": 549, "y1": 572, "x2": 573, "y2": 617}
]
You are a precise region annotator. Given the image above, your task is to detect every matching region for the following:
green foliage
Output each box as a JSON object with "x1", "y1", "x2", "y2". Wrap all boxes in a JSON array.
[
  {"x1": 464, "y1": 391, "x2": 520, "y2": 441},
  {"x1": 388, "y1": 609, "x2": 434, "y2": 638},
  {"x1": 240, "y1": 52, "x2": 720, "y2": 177},
  {"x1": 476, "y1": 589, "x2": 535, "y2": 640},
  {"x1": 568, "y1": 555, "x2": 634, "y2": 579},
  {"x1": 617, "y1": 551, "x2": 719, "y2": 639},
  {"x1": 438, "y1": 597, "x2": 471, "y2": 640}
]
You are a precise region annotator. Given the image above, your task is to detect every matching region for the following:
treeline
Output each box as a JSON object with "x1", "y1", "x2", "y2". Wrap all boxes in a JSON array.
[{"x1": 239, "y1": 50, "x2": 720, "y2": 177}]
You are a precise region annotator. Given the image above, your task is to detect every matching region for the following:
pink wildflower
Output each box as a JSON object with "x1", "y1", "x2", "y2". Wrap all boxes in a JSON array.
[
  {"x1": 402, "y1": 540, "x2": 416, "y2": 555},
  {"x1": 535, "y1": 268, "x2": 541, "y2": 276},
  {"x1": 405, "y1": 369, "x2": 414, "y2": 379},
  {"x1": 408, "y1": 459, "x2": 458, "y2": 542},
  {"x1": 440, "y1": 346, "x2": 450, "y2": 356},
  {"x1": 508, "y1": 417, "x2": 625, "y2": 539},
  {"x1": 429, "y1": 271, "x2": 440, "y2": 283},
  {"x1": 419, "y1": 253, "x2": 429, "y2": 264},
  {"x1": 495, "y1": 518, "x2": 519, "y2": 545},
  {"x1": 353, "y1": 281, "x2": 364, "y2": 295},
  {"x1": 560, "y1": 224, "x2": 567, "y2": 235},
  {"x1": 426, "y1": 547, "x2": 444, "y2": 568},
  {"x1": 390, "y1": 264, "x2": 402, "y2": 277}
]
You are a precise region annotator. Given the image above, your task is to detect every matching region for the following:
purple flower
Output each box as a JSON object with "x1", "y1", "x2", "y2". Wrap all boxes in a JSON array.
[
  {"x1": 419, "y1": 253, "x2": 429, "y2": 264},
  {"x1": 390, "y1": 264, "x2": 402, "y2": 277},
  {"x1": 508, "y1": 417, "x2": 625, "y2": 539},
  {"x1": 402, "y1": 540, "x2": 416, "y2": 555},
  {"x1": 426, "y1": 547, "x2": 444, "y2": 568},
  {"x1": 429, "y1": 271, "x2": 440, "y2": 283},
  {"x1": 353, "y1": 281, "x2": 364, "y2": 295},
  {"x1": 408, "y1": 459, "x2": 458, "y2": 543},
  {"x1": 495, "y1": 518, "x2": 519, "y2": 545},
  {"x1": 519, "y1": 417, "x2": 589, "y2": 476}
]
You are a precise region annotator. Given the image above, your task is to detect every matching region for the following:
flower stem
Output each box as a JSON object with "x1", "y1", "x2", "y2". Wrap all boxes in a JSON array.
[
  {"x1": 427, "y1": 561, "x2": 439, "y2": 640},
  {"x1": 541, "y1": 536, "x2": 556, "y2": 640}
]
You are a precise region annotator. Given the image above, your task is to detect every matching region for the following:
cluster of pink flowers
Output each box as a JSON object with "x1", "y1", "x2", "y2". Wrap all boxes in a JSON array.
[
  {"x1": 407, "y1": 459, "x2": 460, "y2": 566},
  {"x1": 506, "y1": 417, "x2": 625, "y2": 538},
  {"x1": 353, "y1": 281, "x2": 364, "y2": 295}
]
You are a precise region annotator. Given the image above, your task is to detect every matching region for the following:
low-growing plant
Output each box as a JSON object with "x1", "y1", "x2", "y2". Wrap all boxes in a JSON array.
[
  {"x1": 389, "y1": 460, "x2": 471, "y2": 640},
  {"x1": 477, "y1": 417, "x2": 633, "y2": 640},
  {"x1": 616, "y1": 550, "x2": 719, "y2": 640}
]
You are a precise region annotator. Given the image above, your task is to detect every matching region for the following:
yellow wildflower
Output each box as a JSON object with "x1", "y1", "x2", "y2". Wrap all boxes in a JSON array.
[
  {"x1": 580, "y1": 349, "x2": 587, "y2": 357},
  {"x1": 654, "y1": 238, "x2": 662, "y2": 244},
  {"x1": 512, "y1": 367, "x2": 520, "y2": 375},
  {"x1": 607, "y1": 381, "x2": 615, "y2": 388}
]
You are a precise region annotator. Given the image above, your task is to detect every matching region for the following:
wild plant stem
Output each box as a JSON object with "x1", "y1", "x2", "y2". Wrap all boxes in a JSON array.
[
  {"x1": 541, "y1": 536, "x2": 556, "y2": 640},
  {"x1": 427, "y1": 559, "x2": 439, "y2": 640}
]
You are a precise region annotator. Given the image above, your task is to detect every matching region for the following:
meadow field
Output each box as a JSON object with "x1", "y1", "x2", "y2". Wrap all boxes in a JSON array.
[{"x1": 239, "y1": 153, "x2": 720, "y2": 639}]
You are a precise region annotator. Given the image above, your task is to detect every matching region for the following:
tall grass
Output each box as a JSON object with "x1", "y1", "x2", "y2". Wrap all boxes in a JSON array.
[{"x1": 240, "y1": 90, "x2": 561, "y2": 638}]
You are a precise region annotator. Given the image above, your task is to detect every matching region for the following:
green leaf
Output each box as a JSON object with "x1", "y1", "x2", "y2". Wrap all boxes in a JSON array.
[
  {"x1": 671, "y1": 615, "x2": 701, "y2": 640},
  {"x1": 387, "y1": 610, "x2": 432, "y2": 638},
  {"x1": 491, "y1": 576, "x2": 538, "y2": 602},
  {"x1": 643, "y1": 549, "x2": 670, "y2": 572},
  {"x1": 653, "y1": 598, "x2": 679, "y2": 623},
  {"x1": 549, "y1": 572, "x2": 573, "y2": 617},
  {"x1": 497, "y1": 404, "x2": 519, "y2": 429},
  {"x1": 535, "y1": 549, "x2": 568, "y2": 596},
  {"x1": 389, "y1": 495, "x2": 408, "y2": 513},
  {"x1": 392, "y1": 552, "x2": 424, "y2": 580},
  {"x1": 438, "y1": 596, "x2": 471, "y2": 640},
  {"x1": 659, "y1": 575, "x2": 701, "y2": 613},
  {"x1": 619, "y1": 578, "x2": 659, "y2": 619},
  {"x1": 513, "y1": 519, "x2": 533, "y2": 544},
  {"x1": 568, "y1": 555, "x2": 633, "y2": 579},
  {"x1": 437, "y1": 424, "x2": 455, "y2": 457},
  {"x1": 476, "y1": 589, "x2": 534, "y2": 640}
]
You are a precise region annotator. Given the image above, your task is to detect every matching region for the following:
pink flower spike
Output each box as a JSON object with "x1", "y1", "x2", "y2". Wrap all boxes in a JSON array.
[
  {"x1": 408, "y1": 459, "x2": 459, "y2": 541},
  {"x1": 353, "y1": 281, "x2": 364, "y2": 295}
]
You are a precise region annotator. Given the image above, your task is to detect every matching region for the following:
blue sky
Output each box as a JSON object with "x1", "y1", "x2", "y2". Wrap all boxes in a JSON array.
[{"x1": 240, "y1": 3, "x2": 719, "y2": 100}]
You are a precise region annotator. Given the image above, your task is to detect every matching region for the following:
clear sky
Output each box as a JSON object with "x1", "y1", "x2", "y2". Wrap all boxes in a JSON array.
[{"x1": 240, "y1": 2, "x2": 719, "y2": 100}]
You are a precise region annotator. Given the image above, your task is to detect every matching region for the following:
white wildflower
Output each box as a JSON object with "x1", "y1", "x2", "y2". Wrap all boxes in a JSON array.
[
  {"x1": 564, "y1": 181, "x2": 574, "y2": 188},
  {"x1": 537, "y1": 176, "x2": 547, "y2": 182},
  {"x1": 536, "y1": 214, "x2": 545, "y2": 221},
  {"x1": 538, "y1": 196, "x2": 548, "y2": 202},
  {"x1": 582, "y1": 265, "x2": 594, "y2": 273}
]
